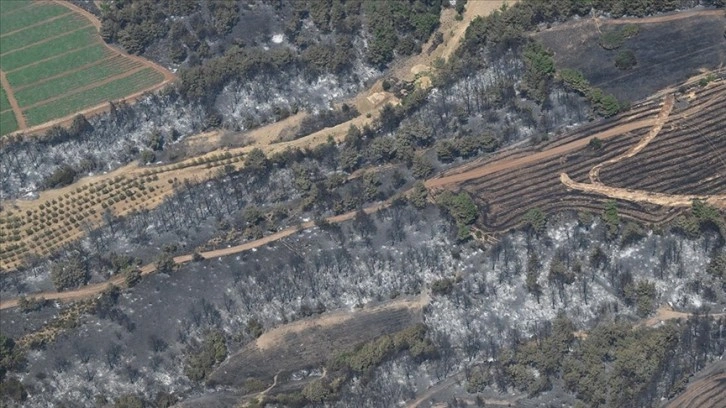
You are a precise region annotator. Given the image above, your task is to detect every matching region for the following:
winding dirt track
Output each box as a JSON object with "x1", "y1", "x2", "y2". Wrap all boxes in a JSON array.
[
  {"x1": 560, "y1": 173, "x2": 726, "y2": 208},
  {"x1": 589, "y1": 94, "x2": 674, "y2": 184},
  {"x1": 563, "y1": 93, "x2": 726, "y2": 209},
  {"x1": 540, "y1": 8, "x2": 725, "y2": 33}
]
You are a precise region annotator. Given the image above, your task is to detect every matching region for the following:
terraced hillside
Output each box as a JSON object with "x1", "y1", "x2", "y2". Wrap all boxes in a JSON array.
[
  {"x1": 429, "y1": 78, "x2": 726, "y2": 231},
  {"x1": 0, "y1": 0, "x2": 172, "y2": 136}
]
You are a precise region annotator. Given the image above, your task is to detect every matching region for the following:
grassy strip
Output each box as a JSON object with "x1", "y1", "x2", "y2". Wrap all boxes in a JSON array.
[
  {"x1": 0, "y1": 26, "x2": 97, "y2": 71},
  {"x1": 24, "y1": 68, "x2": 165, "y2": 126},
  {"x1": 0, "y1": 110, "x2": 19, "y2": 136},
  {"x1": 0, "y1": 0, "x2": 32, "y2": 14},
  {"x1": 5, "y1": 44, "x2": 109, "y2": 87},
  {"x1": 1, "y1": 13, "x2": 89, "y2": 54},
  {"x1": 15, "y1": 58, "x2": 141, "y2": 107},
  {"x1": 0, "y1": 86, "x2": 11, "y2": 112},
  {"x1": 0, "y1": 3, "x2": 68, "y2": 35}
]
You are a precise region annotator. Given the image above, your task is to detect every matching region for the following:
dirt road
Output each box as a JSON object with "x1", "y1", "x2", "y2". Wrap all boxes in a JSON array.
[
  {"x1": 589, "y1": 94, "x2": 674, "y2": 183},
  {"x1": 425, "y1": 118, "x2": 655, "y2": 188},
  {"x1": 0, "y1": 202, "x2": 390, "y2": 310},
  {"x1": 540, "y1": 8, "x2": 726, "y2": 33},
  {"x1": 560, "y1": 173, "x2": 726, "y2": 208},
  {"x1": 0, "y1": 69, "x2": 27, "y2": 129}
]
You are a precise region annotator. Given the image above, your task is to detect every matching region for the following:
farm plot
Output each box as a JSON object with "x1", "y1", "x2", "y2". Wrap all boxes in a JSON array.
[
  {"x1": 0, "y1": 0, "x2": 170, "y2": 136},
  {"x1": 433, "y1": 79, "x2": 726, "y2": 232}
]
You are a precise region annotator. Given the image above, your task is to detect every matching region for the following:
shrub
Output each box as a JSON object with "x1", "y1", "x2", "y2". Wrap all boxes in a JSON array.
[
  {"x1": 615, "y1": 49, "x2": 637, "y2": 70},
  {"x1": 123, "y1": 267, "x2": 142, "y2": 287},
  {"x1": 184, "y1": 331, "x2": 227, "y2": 382},
  {"x1": 17, "y1": 296, "x2": 47, "y2": 313},
  {"x1": 50, "y1": 254, "x2": 88, "y2": 291},
  {"x1": 523, "y1": 208, "x2": 547, "y2": 235},
  {"x1": 43, "y1": 165, "x2": 77, "y2": 189},
  {"x1": 114, "y1": 394, "x2": 144, "y2": 408}
]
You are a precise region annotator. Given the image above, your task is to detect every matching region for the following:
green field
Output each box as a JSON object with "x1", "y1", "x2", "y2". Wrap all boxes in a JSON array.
[
  {"x1": 0, "y1": 86, "x2": 11, "y2": 112},
  {"x1": 0, "y1": 2, "x2": 68, "y2": 35},
  {"x1": 15, "y1": 57, "x2": 142, "y2": 107},
  {"x1": 0, "y1": 110, "x2": 18, "y2": 134},
  {"x1": 1, "y1": 13, "x2": 89, "y2": 53},
  {"x1": 0, "y1": 0, "x2": 32, "y2": 14},
  {"x1": 24, "y1": 68, "x2": 165, "y2": 126},
  {"x1": 5, "y1": 44, "x2": 110, "y2": 87},
  {"x1": 0, "y1": 1, "x2": 167, "y2": 135}
]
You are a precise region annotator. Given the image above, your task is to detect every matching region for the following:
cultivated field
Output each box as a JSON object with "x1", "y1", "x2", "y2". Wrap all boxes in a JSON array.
[
  {"x1": 665, "y1": 361, "x2": 726, "y2": 408},
  {"x1": 428, "y1": 78, "x2": 726, "y2": 231},
  {"x1": 0, "y1": 0, "x2": 171, "y2": 136}
]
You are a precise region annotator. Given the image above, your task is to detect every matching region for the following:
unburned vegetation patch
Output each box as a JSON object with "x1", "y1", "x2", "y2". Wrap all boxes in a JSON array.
[
  {"x1": 537, "y1": 12, "x2": 726, "y2": 101},
  {"x1": 208, "y1": 303, "x2": 423, "y2": 387}
]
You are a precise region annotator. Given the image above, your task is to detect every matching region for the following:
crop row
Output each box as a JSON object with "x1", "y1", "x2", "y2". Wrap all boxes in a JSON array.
[
  {"x1": 0, "y1": 12, "x2": 88, "y2": 54},
  {"x1": 0, "y1": 0, "x2": 31, "y2": 15},
  {"x1": 0, "y1": 2, "x2": 67, "y2": 36},
  {"x1": 6, "y1": 44, "x2": 110, "y2": 87},
  {"x1": 0, "y1": 26, "x2": 98, "y2": 72},
  {"x1": 0, "y1": 144, "x2": 250, "y2": 269},
  {"x1": 24, "y1": 67, "x2": 165, "y2": 126},
  {"x1": 15, "y1": 55, "x2": 142, "y2": 107}
]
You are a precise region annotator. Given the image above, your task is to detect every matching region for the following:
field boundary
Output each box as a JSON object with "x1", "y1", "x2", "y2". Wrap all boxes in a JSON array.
[
  {"x1": 0, "y1": 24, "x2": 94, "y2": 58},
  {"x1": 12, "y1": 54, "x2": 121, "y2": 92}
]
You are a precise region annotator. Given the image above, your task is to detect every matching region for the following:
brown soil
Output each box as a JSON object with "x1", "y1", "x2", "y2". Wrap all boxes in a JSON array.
[
  {"x1": 562, "y1": 93, "x2": 726, "y2": 209},
  {"x1": 0, "y1": 69, "x2": 27, "y2": 129},
  {"x1": 438, "y1": 79, "x2": 725, "y2": 232},
  {"x1": 209, "y1": 294, "x2": 426, "y2": 387},
  {"x1": 589, "y1": 94, "x2": 675, "y2": 183},
  {"x1": 255, "y1": 292, "x2": 428, "y2": 352},
  {"x1": 665, "y1": 363, "x2": 726, "y2": 408},
  {"x1": 560, "y1": 173, "x2": 726, "y2": 208}
]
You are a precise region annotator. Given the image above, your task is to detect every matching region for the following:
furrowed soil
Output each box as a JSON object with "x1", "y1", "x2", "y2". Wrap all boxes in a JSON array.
[{"x1": 431, "y1": 79, "x2": 725, "y2": 231}]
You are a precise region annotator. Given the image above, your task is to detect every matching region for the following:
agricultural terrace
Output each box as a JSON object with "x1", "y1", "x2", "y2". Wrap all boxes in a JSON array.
[
  {"x1": 429, "y1": 79, "x2": 726, "y2": 232},
  {"x1": 0, "y1": 0, "x2": 169, "y2": 136}
]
